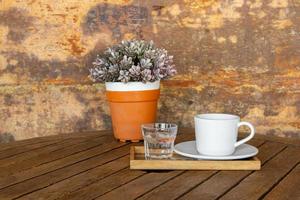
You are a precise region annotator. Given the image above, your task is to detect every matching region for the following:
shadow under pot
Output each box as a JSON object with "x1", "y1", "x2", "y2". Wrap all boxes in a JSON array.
[{"x1": 105, "y1": 81, "x2": 160, "y2": 142}]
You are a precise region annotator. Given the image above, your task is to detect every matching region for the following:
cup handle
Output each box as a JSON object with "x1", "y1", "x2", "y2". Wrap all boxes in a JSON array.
[{"x1": 235, "y1": 122, "x2": 255, "y2": 147}]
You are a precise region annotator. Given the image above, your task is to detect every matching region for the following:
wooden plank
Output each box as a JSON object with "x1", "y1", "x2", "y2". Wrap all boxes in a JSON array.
[
  {"x1": 0, "y1": 133, "x2": 108, "y2": 162},
  {"x1": 131, "y1": 146, "x2": 261, "y2": 170},
  {"x1": 17, "y1": 156, "x2": 131, "y2": 200},
  {"x1": 0, "y1": 139, "x2": 127, "y2": 189},
  {"x1": 0, "y1": 134, "x2": 104, "y2": 164},
  {"x1": 253, "y1": 133, "x2": 300, "y2": 147},
  {"x1": 138, "y1": 170, "x2": 217, "y2": 200},
  {"x1": 0, "y1": 130, "x2": 109, "y2": 152},
  {"x1": 0, "y1": 140, "x2": 64, "y2": 160},
  {"x1": 0, "y1": 135, "x2": 111, "y2": 176},
  {"x1": 96, "y1": 170, "x2": 185, "y2": 200},
  {"x1": 59, "y1": 168, "x2": 146, "y2": 200},
  {"x1": 219, "y1": 146, "x2": 300, "y2": 200},
  {"x1": 5, "y1": 130, "x2": 194, "y2": 198},
  {"x1": 93, "y1": 139, "x2": 264, "y2": 200},
  {"x1": 0, "y1": 144, "x2": 130, "y2": 199},
  {"x1": 0, "y1": 132, "x2": 105, "y2": 157},
  {"x1": 176, "y1": 142, "x2": 286, "y2": 200},
  {"x1": 0, "y1": 129, "x2": 297, "y2": 200},
  {"x1": 46, "y1": 134, "x2": 194, "y2": 199},
  {"x1": 136, "y1": 140, "x2": 279, "y2": 200},
  {"x1": 0, "y1": 138, "x2": 82, "y2": 167},
  {"x1": 263, "y1": 164, "x2": 300, "y2": 200}
]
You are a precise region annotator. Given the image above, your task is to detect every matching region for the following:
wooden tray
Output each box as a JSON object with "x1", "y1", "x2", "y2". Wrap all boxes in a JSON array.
[{"x1": 130, "y1": 146, "x2": 261, "y2": 170}]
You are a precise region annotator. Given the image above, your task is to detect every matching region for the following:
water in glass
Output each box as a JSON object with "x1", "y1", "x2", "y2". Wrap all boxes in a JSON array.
[{"x1": 142, "y1": 123, "x2": 178, "y2": 159}]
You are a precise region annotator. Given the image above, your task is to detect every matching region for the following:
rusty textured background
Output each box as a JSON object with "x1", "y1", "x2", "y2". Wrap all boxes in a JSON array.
[{"x1": 0, "y1": 0, "x2": 299, "y2": 142}]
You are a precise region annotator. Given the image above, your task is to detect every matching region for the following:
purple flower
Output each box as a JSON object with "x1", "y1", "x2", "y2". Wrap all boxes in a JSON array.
[{"x1": 89, "y1": 40, "x2": 177, "y2": 83}]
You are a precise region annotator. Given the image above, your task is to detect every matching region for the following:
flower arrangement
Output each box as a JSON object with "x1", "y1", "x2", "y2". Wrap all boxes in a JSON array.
[{"x1": 89, "y1": 40, "x2": 176, "y2": 83}]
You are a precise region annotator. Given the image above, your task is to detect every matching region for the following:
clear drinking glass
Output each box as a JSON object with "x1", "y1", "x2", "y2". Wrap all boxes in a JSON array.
[{"x1": 142, "y1": 123, "x2": 178, "y2": 159}]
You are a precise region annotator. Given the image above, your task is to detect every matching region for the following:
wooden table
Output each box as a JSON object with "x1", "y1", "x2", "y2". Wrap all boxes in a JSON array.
[{"x1": 0, "y1": 129, "x2": 299, "y2": 200}]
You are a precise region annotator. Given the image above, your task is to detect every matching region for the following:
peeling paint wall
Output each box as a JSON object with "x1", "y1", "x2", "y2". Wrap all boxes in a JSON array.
[{"x1": 0, "y1": 0, "x2": 299, "y2": 142}]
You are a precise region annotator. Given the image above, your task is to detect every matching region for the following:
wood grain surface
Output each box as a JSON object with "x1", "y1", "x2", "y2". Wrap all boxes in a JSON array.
[{"x1": 0, "y1": 129, "x2": 298, "y2": 200}]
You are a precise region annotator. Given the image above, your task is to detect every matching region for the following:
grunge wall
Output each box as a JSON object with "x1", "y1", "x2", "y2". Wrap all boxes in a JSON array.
[{"x1": 0, "y1": 0, "x2": 299, "y2": 142}]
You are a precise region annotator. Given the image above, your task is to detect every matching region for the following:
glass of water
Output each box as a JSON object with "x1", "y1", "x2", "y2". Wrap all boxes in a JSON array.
[{"x1": 142, "y1": 123, "x2": 178, "y2": 159}]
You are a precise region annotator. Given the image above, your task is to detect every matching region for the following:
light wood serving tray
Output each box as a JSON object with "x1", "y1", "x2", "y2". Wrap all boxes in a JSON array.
[{"x1": 130, "y1": 146, "x2": 261, "y2": 170}]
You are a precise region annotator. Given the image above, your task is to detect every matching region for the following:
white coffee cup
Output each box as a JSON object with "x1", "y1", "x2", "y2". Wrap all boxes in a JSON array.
[{"x1": 194, "y1": 113, "x2": 255, "y2": 156}]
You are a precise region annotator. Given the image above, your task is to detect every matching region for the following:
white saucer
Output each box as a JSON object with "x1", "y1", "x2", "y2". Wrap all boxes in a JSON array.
[{"x1": 174, "y1": 141, "x2": 258, "y2": 160}]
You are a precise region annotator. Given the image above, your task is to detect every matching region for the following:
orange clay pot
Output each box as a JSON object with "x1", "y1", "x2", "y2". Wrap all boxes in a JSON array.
[{"x1": 105, "y1": 81, "x2": 160, "y2": 142}]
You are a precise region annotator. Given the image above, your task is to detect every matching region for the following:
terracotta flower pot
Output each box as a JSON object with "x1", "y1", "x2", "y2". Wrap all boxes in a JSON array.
[{"x1": 106, "y1": 81, "x2": 160, "y2": 142}]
